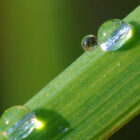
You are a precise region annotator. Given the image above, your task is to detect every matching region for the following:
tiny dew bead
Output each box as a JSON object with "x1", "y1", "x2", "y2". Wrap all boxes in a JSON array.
[{"x1": 81, "y1": 35, "x2": 98, "y2": 52}]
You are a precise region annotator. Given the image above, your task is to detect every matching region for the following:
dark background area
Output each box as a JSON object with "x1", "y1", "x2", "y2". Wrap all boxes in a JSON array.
[{"x1": 0, "y1": 0, "x2": 139, "y2": 139}]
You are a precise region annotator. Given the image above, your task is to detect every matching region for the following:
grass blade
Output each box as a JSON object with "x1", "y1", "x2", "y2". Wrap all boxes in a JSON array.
[{"x1": 23, "y1": 6, "x2": 140, "y2": 140}]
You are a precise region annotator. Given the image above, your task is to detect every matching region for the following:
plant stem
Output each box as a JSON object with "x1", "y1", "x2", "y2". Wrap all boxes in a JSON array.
[{"x1": 24, "y1": 6, "x2": 140, "y2": 140}]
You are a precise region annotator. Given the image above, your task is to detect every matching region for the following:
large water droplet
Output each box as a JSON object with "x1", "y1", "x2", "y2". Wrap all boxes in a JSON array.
[
  {"x1": 97, "y1": 19, "x2": 132, "y2": 51},
  {"x1": 0, "y1": 106, "x2": 36, "y2": 140},
  {"x1": 81, "y1": 35, "x2": 97, "y2": 51}
]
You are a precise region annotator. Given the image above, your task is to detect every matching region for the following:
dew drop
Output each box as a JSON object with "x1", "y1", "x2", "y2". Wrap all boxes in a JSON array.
[
  {"x1": 0, "y1": 106, "x2": 36, "y2": 140},
  {"x1": 59, "y1": 126, "x2": 68, "y2": 133},
  {"x1": 97, "y1": 19, "x2": 132, "y2": 51},
  {"x1": 81, "y1": 35, "x2": 98, "y2": 51}
]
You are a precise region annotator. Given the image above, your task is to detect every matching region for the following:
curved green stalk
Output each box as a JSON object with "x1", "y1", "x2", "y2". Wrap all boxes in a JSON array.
[{"x1": 22, "y1": 6, "x2": 140, "y2": 140}]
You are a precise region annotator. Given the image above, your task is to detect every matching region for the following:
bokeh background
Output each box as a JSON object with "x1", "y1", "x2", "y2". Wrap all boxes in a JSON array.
[{"x1": 0, "y1": 0, "x2": 139, "y2": 139}]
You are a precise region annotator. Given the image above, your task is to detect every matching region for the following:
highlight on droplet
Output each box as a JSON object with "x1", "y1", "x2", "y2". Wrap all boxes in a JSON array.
[{"x1": 34, "y1": 119, "x2": 44, "y2": 130}]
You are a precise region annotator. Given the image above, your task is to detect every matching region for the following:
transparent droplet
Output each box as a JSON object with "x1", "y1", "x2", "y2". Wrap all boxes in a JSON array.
[
  {"x1": 0, "y1": 106, "x2": 36, "y2": 140},
  {"x1": 59, "y1": 126, "x2": 68, "y2": 133},
  {"x1": 81, "y1": 35, "x2": 97, "y2": 51},
  {"x1": 97, "y1": 19, "x2": 132, "y2": 51}
]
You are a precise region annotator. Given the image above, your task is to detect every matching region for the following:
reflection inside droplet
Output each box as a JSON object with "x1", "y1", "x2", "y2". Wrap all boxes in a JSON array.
[
  {"x1": 7, "y1": 112, "x2": 36, "y2": 140},
  {"x1": 81, "y1": 35, "x2": 98, "y2": 52}
]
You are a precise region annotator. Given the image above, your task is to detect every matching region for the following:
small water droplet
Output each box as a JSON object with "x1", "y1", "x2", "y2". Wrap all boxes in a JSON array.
[
  {"x1": 59, "y1": 126, "x2": 68, "y2": 133},
  {"x1": 0, "y1": 106, "x2": 36, "y2": 140},
  {"x1": 97, "y1": 19, "x2": 132, "y2": 51},
  {"x1": 81, "y1": 35, "x2": 98, "y2": 51}
]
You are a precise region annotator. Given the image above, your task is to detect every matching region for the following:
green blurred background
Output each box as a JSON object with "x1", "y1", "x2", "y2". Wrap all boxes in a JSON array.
[{"x1": 0, "y1": 0, "x2": 139, "y2": 139}]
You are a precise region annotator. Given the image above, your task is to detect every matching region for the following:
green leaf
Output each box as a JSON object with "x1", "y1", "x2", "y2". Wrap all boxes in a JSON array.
[{"x1": 21, "y1": 6, "x2": 140, "y2": 140}]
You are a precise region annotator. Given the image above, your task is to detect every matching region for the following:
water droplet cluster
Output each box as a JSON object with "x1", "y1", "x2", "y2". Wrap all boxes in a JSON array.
[{"x1": 81, "y1": 19, "x2": 132, "y2": 52}]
